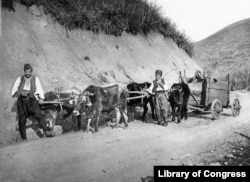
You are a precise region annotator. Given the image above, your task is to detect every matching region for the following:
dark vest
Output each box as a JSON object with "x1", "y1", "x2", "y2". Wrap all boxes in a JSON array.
[
  {"x1": 152, "y1": 78, "x2": 165, "y2": 93},
  {"x1": 18, "y1": 75, "x2": 36, "y2": 97}
]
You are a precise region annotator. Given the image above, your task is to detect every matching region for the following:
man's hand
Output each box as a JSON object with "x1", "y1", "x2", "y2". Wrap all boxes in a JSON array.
[
  {"x1": 158, "y1": 81, "x2": 163, "y2": 86},
  {"x1": 145, "y1": 91, "x2": 150, "y2": 98},
  {"x1": 157, "y1": 80, "x2": 162, "y2": 84},
  {"x1": 12, "y1": 91, "x2": 19, "y2": 98},
  {"x1": 38, "y1": 99, "x2": 44, "y2": 104},
  {"x1": 145, "y1": 89, "x2": 154, "y2": 97},
  {"x1": 157, "y1": 81, "x2": 165, "y2": 89}
]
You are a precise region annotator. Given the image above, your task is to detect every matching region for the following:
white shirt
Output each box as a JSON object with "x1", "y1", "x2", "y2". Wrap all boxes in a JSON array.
[
  {"x1": 11, "y1": 76, "x2": 45, "y2": 99},
  {"x1": 147, "y1": 79, "x2": 170, "y2": 94}
]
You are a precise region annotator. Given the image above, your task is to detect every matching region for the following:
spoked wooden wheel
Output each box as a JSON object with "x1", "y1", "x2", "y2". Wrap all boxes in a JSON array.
[
  {"x1": 231, "y1": 98, "x2": 241, "y2": 116},
  {"x1": 211, "y1": 99, "x2": 223, "y2": 119}
]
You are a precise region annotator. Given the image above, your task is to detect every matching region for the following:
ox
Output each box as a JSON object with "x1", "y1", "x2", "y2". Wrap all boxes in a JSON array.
[
  {"x1": 13, "y1": 90, "x2": 77, "y2": 137},
  {"x1": 40, "y1": 103, "x2": 74, "y2": 132},
  {"x1": 168, "y1": 81, "x2": 191, "y2": 123},
  {"x1": 127, "y1": 82, "x2": 155, "y2": 122},
  {"x1": 40, "y1": 90, "x2": 78, "y2": 132},
  {"x1": 73, "y1": 84, "x2": 128, "y2": 132}
]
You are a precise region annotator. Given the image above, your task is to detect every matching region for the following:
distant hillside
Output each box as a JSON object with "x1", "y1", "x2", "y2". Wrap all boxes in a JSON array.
[{"x1": 194, "y1": 18, "x2": 250, "y2": 81}]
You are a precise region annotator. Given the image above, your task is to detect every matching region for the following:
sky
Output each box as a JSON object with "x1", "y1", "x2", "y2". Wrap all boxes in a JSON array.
[{"x1": 151, "y1": 0, "x2": 250, "y2": 41}]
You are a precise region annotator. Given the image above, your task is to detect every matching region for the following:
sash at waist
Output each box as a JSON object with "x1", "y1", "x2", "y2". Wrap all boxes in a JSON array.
[{"x1": 21, "y1": 90, "x2": 30, "y2": 97}]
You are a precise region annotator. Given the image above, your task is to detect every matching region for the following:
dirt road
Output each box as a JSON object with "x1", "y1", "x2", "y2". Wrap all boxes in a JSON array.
[{"x1": 0, "y1": 91, "x2": 250, "y2": 182}]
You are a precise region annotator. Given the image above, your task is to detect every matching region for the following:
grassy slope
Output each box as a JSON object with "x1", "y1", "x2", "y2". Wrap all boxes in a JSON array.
[
  {"x1": 194, "y1": 18, "x2": 250, "y2": 78},
  {"x1": 2, "y1": 0, "x2": 194, "y2": 57}
]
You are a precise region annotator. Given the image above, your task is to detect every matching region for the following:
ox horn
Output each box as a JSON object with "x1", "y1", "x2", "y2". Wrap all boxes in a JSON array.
[
  {"x1": 82, "y1": 90, "x2": 88, "y2": 96},
  {"x1": 87, "y1": 91, "x2": 94, "y2": 96},
  {"x1": 83, "y1": 90, "x2": 94, "y2": 96}
]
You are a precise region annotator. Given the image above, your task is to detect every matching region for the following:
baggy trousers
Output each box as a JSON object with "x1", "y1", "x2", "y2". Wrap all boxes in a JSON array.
[
  {"x1": 154, "y1": 92, "x2": 171, "y2": 122},
  {"x1": 17, "y1": 96, "x2": 48, "y2": 140}
]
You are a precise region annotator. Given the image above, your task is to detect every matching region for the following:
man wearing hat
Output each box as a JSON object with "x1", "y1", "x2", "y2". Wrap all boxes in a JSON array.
[
  {"x1": 11, "y1": 63, "x2": 55, "y2": 140},
  {"x1": 187, "y1": 70, "x2": 204, "y2": 83},
  {"x1": 147, "y1": 69, "x2": 171, "y2": 126}
]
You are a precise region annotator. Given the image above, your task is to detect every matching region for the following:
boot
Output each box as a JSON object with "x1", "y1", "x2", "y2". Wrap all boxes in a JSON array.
[
  {"x1": 45, "y1": 131, "x2": 55, "y2": 137},
  {"x1": 34, "y1": 128, "x2": 44, "y2": 138},
  {"x1": 163, "y1": 120, "x2": 168, "y2": 127},
  {"x1": 161, "y1": 109, "x2": 169, "y2": 127},
  {"x1": 157, "y1": 120, "x2": 163, "y2": 125}
]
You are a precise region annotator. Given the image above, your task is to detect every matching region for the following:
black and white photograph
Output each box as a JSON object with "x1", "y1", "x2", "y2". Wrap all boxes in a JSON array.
[{"x1": 0, "y1": 0, "x2": 250, "y2": 181}]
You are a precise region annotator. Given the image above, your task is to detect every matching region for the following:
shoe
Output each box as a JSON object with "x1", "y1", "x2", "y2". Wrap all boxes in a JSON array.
[
  {"x1": 163, "y1": 121, "x2": 168, "y2": 127},
  {"x1": 45, "y1": 131, "x2": 55, "y2": 137},
  {"x1": 157, "y1": 121, "x2": 163, "y2": 125},
  {"x1": 35, "y1": 129, "x2": 44, "y2": 138}
]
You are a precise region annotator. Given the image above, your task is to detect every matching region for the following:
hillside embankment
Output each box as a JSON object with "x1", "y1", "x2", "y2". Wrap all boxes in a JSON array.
[{"x1": 0, "y1": 4, "x2": 200, "y2": 145}]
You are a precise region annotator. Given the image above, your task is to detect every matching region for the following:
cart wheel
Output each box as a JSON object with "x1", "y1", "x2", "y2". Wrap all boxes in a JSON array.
[
  {"x1": 211, "y1": 99, "x2": 222, "y2": 119},
  {"x1": 231, "y1": 98, "x2": 241, "y2": 116}
]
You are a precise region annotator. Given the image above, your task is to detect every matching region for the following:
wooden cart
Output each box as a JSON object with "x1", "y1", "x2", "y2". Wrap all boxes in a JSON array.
[{"x1": 187, "y1": 74, "x2": 241, "y2": 119}]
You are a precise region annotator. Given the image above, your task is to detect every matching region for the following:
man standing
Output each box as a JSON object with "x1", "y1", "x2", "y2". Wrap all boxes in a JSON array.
[
  {"x1": 187, "y1": 70, "x2": 204, "y2": 83},
  {"x1": 147, "y1": 69, "x2": 171, "y2": 126},
  {"x1": 11, "y1": 64, "x2": 55, "y2": 140}
]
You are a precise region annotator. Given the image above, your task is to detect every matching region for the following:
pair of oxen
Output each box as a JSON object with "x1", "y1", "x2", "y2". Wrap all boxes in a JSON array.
[{"x1": 125, "y1": 81, "x2": 191, "y2": 125}]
